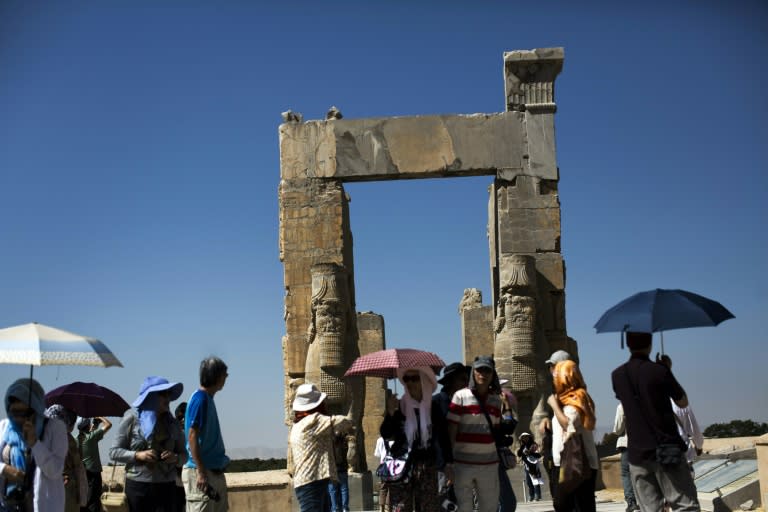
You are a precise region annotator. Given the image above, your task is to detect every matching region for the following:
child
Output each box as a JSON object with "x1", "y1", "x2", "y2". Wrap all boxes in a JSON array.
[{"x1": 517, "y1": 432, "x2": 543, "y2": 501}]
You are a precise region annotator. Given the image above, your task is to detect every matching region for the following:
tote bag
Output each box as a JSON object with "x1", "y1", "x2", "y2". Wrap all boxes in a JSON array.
[
  {"x1": 100, "y1": 462, "x2": 129, "y2": 512},
  {"x1": 558, "y1": 432, "x2": 590, "y2": 495}
]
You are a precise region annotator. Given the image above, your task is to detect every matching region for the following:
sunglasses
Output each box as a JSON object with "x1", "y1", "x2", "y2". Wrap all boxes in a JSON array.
[{"x1": 402, "y1": 375, "x2": 420, "y2": 383}]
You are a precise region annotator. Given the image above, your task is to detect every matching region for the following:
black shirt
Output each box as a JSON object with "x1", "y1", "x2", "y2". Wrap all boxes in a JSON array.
[{"x1": 611, "y1": 354, "x2": 687, "y2": 465}]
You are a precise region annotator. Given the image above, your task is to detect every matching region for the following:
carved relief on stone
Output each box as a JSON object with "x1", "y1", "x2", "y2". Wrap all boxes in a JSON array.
[
  {"x1": 494, "y1": 255, "x2": 538, "y2": 395},
  {"x1": 458, "y1": 288, "x2": 483, "y2": 314},
  {"x1": 503, "y1": 48, "x2": 564, "y2": 113}
]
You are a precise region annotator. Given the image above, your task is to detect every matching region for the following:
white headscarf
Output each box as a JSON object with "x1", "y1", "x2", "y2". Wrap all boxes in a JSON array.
[{"x1": 396, "y1": 366, "x2": 437, "y2": 449}]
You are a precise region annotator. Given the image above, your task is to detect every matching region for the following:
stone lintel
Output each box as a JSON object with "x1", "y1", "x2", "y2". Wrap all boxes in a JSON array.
[
  {"x1": 280, "y1": 112, "x2": 527, "y2": 181},
  {"x1": 504, "y1": 47, "x2": 564, "y2": 113}
]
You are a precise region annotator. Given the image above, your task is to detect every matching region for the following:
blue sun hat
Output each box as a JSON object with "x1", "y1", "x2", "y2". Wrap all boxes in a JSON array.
[{"x1": 131, "y1": 376, "x2": 183, "y2": 408}]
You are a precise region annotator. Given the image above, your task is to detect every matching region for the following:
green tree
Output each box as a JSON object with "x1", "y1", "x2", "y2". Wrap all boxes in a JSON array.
[{"x1": 703, "y1": 419, "x2": 768, "y2": 438}]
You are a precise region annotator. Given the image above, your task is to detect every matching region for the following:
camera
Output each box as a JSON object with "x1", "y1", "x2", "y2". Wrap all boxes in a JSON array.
[
  {"x1": 4, "y1": 486, "x2": 28, "y2": 511},
  {"x1": 203, "y1": 483, "x2": 221, "y2": 502},
  {"x1": 441, "y1": 498, "x2": 458, "y2": 512}
]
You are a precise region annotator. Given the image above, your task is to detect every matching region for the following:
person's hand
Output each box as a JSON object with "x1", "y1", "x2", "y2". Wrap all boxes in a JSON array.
[
  {"x1": 22, "y1": 418, "x2": 37, "y2": 447},
  {"x1": 2, "y1": 465, "x2": 25, "y2": 483},
  {"x1": 546, "y1": 394, "x2": 559, "y2": 410},
  {"x1": 160, "y1": 450, "x2": 178, "y2": 464},
  {"x1": 63, "y1": 473, "x2": 70, "y2": 486},
  {"x1": 539, "y1": 417, "x2": 551, "y2": 433},
  {"x1": 135, "y1": 450, "x2": 158, "y2": 463},
  {"x1": 386, "y1": 394, "x2": 399, "y2": 415},
  {"x1": 444, "y1": 464, "x2": 455, "y2": 486},
  {"x1": 196, "y1": 469, "x2": 208, "y2": 492}
]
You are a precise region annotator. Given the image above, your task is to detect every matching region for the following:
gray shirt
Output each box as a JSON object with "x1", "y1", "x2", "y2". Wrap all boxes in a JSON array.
[{"x1": 109, "y1": 409, "x2": 187, "y2": 483}]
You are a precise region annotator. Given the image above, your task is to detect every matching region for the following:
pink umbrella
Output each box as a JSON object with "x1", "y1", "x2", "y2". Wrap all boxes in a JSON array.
[{"x1": 344, "y1": 348, "x2": 445, "y2": 379}]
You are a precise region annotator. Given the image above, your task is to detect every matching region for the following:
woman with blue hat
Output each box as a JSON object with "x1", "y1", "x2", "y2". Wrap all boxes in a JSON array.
[
  {"x1": 110, "y1": 376, "x2": 187, "y2": 512},
  {"x1": 0, "y1": 378, "x2": 68, "y2": 512}
]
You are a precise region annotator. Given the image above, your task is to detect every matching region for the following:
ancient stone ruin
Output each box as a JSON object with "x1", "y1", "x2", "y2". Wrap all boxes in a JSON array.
[{"x1": 279, "y1": 48, "x2": 577, "y2": 480}]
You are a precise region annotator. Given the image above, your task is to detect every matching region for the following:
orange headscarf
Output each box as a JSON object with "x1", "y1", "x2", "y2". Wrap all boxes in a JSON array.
[{"x1": 552, "y1": 360, "x2": 596, "y2": 431}]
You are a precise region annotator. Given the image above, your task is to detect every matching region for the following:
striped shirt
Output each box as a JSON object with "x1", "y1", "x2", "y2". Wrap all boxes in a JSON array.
[{"x1": 446, "y1": 388, "x2": 501, "y2": 465}]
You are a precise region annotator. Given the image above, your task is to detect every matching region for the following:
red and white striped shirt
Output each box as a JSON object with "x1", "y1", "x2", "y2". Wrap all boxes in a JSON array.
[{"x1": 447, "y1": 388, "x2": 501, "y2": 465}]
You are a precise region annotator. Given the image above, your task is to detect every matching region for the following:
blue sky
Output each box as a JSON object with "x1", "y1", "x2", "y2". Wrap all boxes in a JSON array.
[{"x1": 1, "y1": 1, "x2": 766, "y2": 454}]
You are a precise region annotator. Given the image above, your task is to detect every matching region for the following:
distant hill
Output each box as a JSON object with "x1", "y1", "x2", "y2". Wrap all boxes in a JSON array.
[{"x1": 228, "y1": 445, "x2": 286, "y2": 460}]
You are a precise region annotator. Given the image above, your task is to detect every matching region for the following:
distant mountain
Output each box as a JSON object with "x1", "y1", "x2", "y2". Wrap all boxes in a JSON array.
[{"x1": 228, "y1": 445, "x2": 287, "y2": 460}]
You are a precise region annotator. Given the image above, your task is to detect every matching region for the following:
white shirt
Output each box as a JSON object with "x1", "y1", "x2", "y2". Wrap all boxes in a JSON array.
[
  {"x1": 613, "y1": 403, "x2": 628, "y2": 450},
  {"x1": 671, "y1": 399, "x2": 703, "y2": 463},
  {"x1": 0, "y1": 417, "x2": 68, "y2": 512},
  {"x1": 551, "y1": 405, "x2": 599, "y2": 470}
]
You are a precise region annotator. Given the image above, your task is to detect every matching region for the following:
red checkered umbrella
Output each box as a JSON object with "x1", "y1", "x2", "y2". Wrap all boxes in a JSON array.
[{"x1": 344, "y1": 348, "x2": 445, "y2": 379}]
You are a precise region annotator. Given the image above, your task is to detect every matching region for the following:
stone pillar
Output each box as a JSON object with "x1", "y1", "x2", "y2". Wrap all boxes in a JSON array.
[
  {"x1": 459, "y1": 289, "x2": 494, "y2": 363},
  {"x1": 757, "y1": 433, "x2": 768, "y2": 509},
  {"x1": 491, "y1": 47, "x2": 573, "y2": 438},
  {"x1": 356, "y1": 312, "x2": 386, "y2": 473}
]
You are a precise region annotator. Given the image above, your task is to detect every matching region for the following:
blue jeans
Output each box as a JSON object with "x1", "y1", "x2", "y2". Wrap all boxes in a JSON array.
[
  {"x1": 498, "y1": 463, "x2": 517, "y2": 512},
  {"x1": 328, "y1": 470, "x2": 350, "y2": 512},
  {"x1": 296, "y1": 479, "x2": 330, "y2": 512}
]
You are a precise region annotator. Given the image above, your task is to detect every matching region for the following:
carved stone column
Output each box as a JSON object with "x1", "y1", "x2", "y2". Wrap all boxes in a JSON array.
[{"x1": 494, "y1": 255, "x2": 538, "y2": 394}]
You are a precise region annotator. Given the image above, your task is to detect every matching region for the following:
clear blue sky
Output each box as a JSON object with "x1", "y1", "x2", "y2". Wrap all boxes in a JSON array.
[{"x1": 1, "y1": 1, "x2": 766, "y2": 454}]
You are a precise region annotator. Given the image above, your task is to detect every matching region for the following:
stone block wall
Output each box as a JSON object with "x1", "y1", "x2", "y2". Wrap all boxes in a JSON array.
[
  {"x1": 356, "y1": 312, "x2": 387, "y2": 472},
  {"x1": 461, "y1": 305, "x2": 494, "y2": 363}
]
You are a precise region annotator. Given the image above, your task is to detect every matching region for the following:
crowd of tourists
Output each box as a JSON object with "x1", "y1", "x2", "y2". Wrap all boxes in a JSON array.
[
  {"x1": 287, "y1": 330, "x2": 702, "y2": 512},
  {"x1": 0, "y1": 355, "x2": 230, "y2": 512},
  {"x1": 1, "y1": 331, "x2": 703, "y2": 512}
]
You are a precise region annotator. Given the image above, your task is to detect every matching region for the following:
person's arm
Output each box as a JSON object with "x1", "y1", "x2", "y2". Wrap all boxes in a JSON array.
[
  {"x1": 547, "y1": 395, "x2": 569, "y2": 430},
  {"x1": 98, "y1": 417, "x2": 112, "y2": 434},
  {"x1": 188, "y1": 425, "x2": 208, "y2": 491},
  {"x1": 613, "y1": 403, "x2": 625, "y2": 435},
  {"x1": 109, "y1": 412, "x2": 156, "y2": 465}
]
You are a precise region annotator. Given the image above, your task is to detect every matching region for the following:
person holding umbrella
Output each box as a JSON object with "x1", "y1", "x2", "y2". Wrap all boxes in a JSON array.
[
  {"x1": 110, "y1": 376, "x2": 187, "y2": 512},
  {"x1": 611, "y1": 332, "x2": 699, "y2": 512},
  {"x1": 380, "y1": 366, "x2": 449, "y2": 512},
  {"x1": 77, "y1": 416, "x2": 111, "y2": 512},
  {"x1": 0, "y1": 378, "x2": 68, "y2": 512}
]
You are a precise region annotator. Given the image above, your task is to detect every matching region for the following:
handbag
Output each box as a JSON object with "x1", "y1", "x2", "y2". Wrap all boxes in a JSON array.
[
  {"x1": 498, "y1": 446, "x2": 517, "y2": 470},
  {"x1": 376, "y1": 448, "x2": 412, "y2": 484},
  {"x1": 100, "y1": 463, "x2": 128, "y2": 512},
  {"x1": 656, "y1": 443, "x2": 684, "y2": 466},
  {"x1": 557, "y1": 431, "x2": 590, "y2": 495}
]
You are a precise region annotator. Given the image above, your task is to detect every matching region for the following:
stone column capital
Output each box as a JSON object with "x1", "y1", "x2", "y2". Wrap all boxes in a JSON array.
[{"x1": 504, "y1": 47, "x2": 564, "y2": 113}]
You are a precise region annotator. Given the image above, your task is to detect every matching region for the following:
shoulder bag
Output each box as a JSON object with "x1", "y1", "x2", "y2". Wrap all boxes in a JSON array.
[
  {"x1": 557, "y1": 429, "x2": 590, "y2": 495},
  {"x1": 479, "y1": 396, "x2": 516, "y2": 470},
  {"x1": 100, "y1": 462, "x2": 128, "y2": 512},
  {"x1": 376, "y1": 445, "x2": 412, "y2": 484}
]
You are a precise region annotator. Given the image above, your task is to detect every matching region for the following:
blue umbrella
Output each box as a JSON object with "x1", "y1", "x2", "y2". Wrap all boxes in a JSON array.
[{"x1": 594, "y1": 288, "x2": 734, "y2": 351}]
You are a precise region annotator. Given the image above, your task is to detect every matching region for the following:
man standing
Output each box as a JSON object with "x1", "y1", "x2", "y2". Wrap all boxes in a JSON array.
[
  {"x1": 611, "y1": 332, "x2": 699, "y2": 512},
  {"x1": 77, "y1": 416, "x2": 112, "y2": 512},
  {"x1": 447, "y1": 355, "x2": 503, "y2": 512},
  {"x1": 184, "y1": 356, "x2": 230, "y2": 512}
]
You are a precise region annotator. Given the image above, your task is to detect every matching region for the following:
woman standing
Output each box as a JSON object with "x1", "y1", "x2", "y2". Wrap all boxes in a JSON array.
[
  {"x1": 0, "y1": 378, "x2": 67, "y2": 512},
  {"x1": 110, "y1": 376, "x2": 187, "y2": 512},
  {"x1": 44, "y1": 405, "x2": 87, "y2": 512},
  {"x1": 547, "y1": 360, "x2": 598, "y2": 512},
  {"x1": 380, "y1": 366, "x2": 449, "y2": 512}
]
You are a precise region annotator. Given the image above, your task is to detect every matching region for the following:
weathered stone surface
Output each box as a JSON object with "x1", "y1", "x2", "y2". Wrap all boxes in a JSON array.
[
  {"x1": 279, "y1": 179, "x2": 350, "y2": 375},
  {"x1": 356, "y1": 312, "x2": 386, "y2": 474},
  {"x1": 496, "y1": 176, "x2": 561, "y2": 254},
  {"x1": 461, "y1": 305, "x2": 494, "y2": 363},
  {"x1": 504, "y1": 47, "x2": 564, "y2": 113},
  {"x1": 280, "y1": 113, "x2": 527, "y2": 181}
]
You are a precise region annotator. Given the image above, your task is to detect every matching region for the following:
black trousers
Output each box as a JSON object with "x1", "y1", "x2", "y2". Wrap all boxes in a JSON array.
[
  {"x1": 82, "y1": 470, "x2": 103, "y2": 512},
  {"x1": 125, "y1": 479, "x2": 177, "y2": 512},
  {"x1": 554, "y1": 468, "x2": 597, "y2": 512}
]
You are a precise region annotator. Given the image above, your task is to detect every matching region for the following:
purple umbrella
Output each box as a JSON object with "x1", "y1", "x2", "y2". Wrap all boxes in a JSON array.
[{"x1": 45, "y1": 381, "x2": 130, "y2": 418}]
